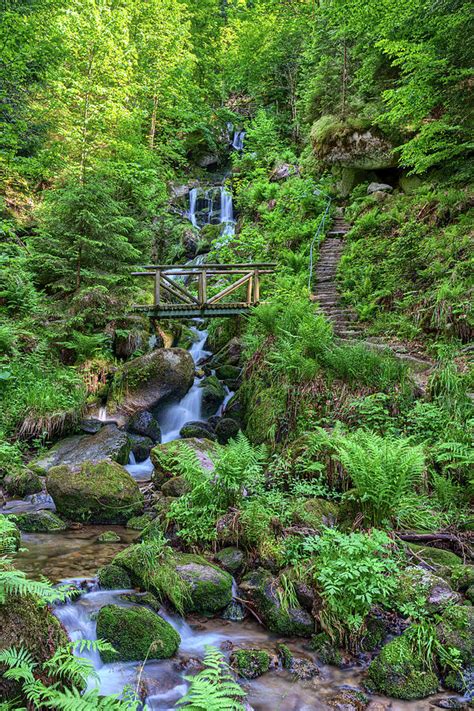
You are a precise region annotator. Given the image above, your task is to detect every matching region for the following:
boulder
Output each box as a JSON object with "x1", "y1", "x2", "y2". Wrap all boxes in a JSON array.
[
  {"x1": 367, "y1": 630, "x2": 439, "y2": 699},
  {"x1": 108, "y1": 348, "x2": 194, "y2": 418},
  {"x1": 32, "y1": 424, "x2": 131, "y2": 475},
  {"x1": 14, "y1": 511, "x2": 66, "y2": 533},
  {"x1": 240, "y1": 569, "x2": 314, "y2": 637},
  {"x1": 128, "y1": 434, "x2": 154, "y2": 462},
  {"x1": 3, "y1": 470, "x2": 42, "y2": 498},
  {"x1": 151, "y1": 438, "x2": 218, "y2": 488},
  {"x1": 127, "y1": 411, "x2": 162, "y2": 442},
  {"x1": 215, "y1": 418, "x2": 240, "y2": 444},
  {"x1": 367, "y1": 182, "x2": 393, "y2": 194},
  {"x1": 0, "y1": 593, "x2": 69, "y2": 700},
  {"x1": 311, "y1": 116, "x2": 395, "y2": 170},
  {"x1": 199, "y1": 375, "x2": 226, "y2": 417},
  {"x1": 97, "y1": 564, "x2": 132, "y2": 590},
  {"x1": 397, "y1": 566, "x2": 459, "y2": 613},
  {"x1": 179, "y1": 421, "x2": 217, "y2": 441},
  {"x1": 270, "y1": 163, "x2": 299, "y2": 181},
  {"x1": 231, "y1": 649, "x2": 271, "y2": 679},
  {"x1": 436, "y1": 605, "x2": 474, "y2": 669},
  {"x1": 161, "y1": 476, "x2": 190, "y2": 498},
  {"x1": 96, "y1": 604, "x2": 180, "y2": 662},
  {"x1": 97, "y1": 530, "x2": 121, "y2": 543},
  {"x1": 291, "y1": 498, "x2": 339, "y2": 529},
  {"x1": 215, "y1": 547, "x2": 245, "y2": 574},
  {"x1": 47, "y1": 460, "x2": 143, "y2": 524}
]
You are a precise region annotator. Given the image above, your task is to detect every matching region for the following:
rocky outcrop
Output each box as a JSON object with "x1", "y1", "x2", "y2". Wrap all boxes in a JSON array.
[
  {"x1": 311, "y1": 116, "x2": 395, "y2": 170},
  {"x1": 199, "y1": 375, "x2": 226, "y2": 417},
  {"x1": 31, "y1": 424, "x2": 131, "y2": 475},
  {"x1": 108, "y1": 348, "x2": 194, "y2": 419},
  {"x1": 96, "y1": 604, "x2": 180, "y2": 662},
  {"x1": 46, "y1": 460, "x2": 143, "y2": 524}
]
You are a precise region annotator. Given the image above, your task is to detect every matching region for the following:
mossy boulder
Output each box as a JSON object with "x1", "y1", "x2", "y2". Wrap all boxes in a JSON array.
[
  {"x1": 127, "y1": 410, "x2": 161, "y2": 442},
  {"x1": 3, "y1": 469, "x2": 42, "y2": 498},
  {"x1": 150, "y1": 438, "x2": 218, "y2": 488},
  {"x1": 199, "y1": 375, "x2": 226, "y2": 417},
  {"x1": 128, "y1": 434, "x2": 154, "y2": 462},
  {"x1": 406, "y1": 544, "x2": 463, "y2": 571},
  {"x1": 161, "y1": 476, "x2": 190, "y2": 498},
  {"x1": 231, "y1": 649, "x2": 271, "y2": 679},
  {"x1": 240, "y1": 569, "x2": 314, "y2": 637},
  {"x1": 215, "y1": 418, "x2": 240, "y2": 444},
  {"x1": 436, "y1": 605, "x2": 474, "y2": 669},
  {"x1": 179, "y1": 421, "x2": 217, "y2": 440},
  {"x1": 367, "y1": 630, "x2": 439, "y2": 699},
  {"x1": 126, "y1": 514, "x2": 152, "y2": 530},
  {"x1": 245, "y1": 386, "x2": 285, "y2": 445},
  {"x1": 32, "y1": 424, "x2": 131, "y2": 475},
  {"x1": 215, "y1": 547, "x2": 245, "y2": 574},
  {"x1": 96, "y1": 604, "x2": 180, "y2": 662},
  {"x1": 97, "y1": 530, "x2": 121, "y2": 543},
  {"x1": 14, "y1": 511, "x2": 67, "y2": 533},
  {"x1": 309, "y1": 632, "x2": 343, "y2": 666},
  {"x1": 0, "y1": 593, "x2": 69, "y2": 700},
  {"x1": 108, "y1": 348, "x2": 194, "y2": 417},
  {"x1": 396, "y1": 566, "x2": 459, "y2": 613},
  {"x1": 291, "y1": 498, "x2": 339, "y2": 529},
  {"x1": 47, "y1": 460, "x2": 143, "y2": 523},
  {"x1": 97, "y1": 564, "x2": 131, "y2": 590},
  {"x1": 215, "y1": 364, "x2": 241, "y2": 382}
]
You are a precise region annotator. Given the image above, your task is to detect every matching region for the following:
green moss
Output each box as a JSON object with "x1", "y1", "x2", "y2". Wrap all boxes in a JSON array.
[
  {"x1": 97, "y1": 564, "x2": 131, "y2": 590},
  {"x1": 367, "y1": 632, "x2": 439, "y2": 700},
  {"x1": 96, "y1": 604, "x2": 180, "y2": 662},
  {"x1": 3, "y1": 469, "x2": 42, "y2": 497},
  {"x1": 97, "y1": 530, "x2": 121, "y2": 543},
  {"x1": 309, "y1": 633, "x2": 343, "y2": 666},
  {"x1": 161, "y1": 475, "x2": 191, "y2": 497},
  {"x1": 150, "y1": 438, "x2": 218, "y2": 487},
  {"x1": 244, "y1": 385, "x2": 285, "y2": 445},
  {"x1": 214, "y1": 547, "x2": 244, "y2": 574},
  {"x1": 199, "y1": 375, "x2": 225, "y2": 417},
  {"x1": 277, "y1": 643, "x2": 293, "y2": 669},
  {"x1": 407, "y1": 544, "x2": 463, "y2": 570},
  {"x1": 1, "y1": 518, "x2": 21, "y2": 552},
  {"x1": 232, "y1": 649, "x2": 270, "y2": 679},
  {"x1": 14, "y1": 511, "x2": 67, "y2": 532},
  {"x1": 47, "y1": 460, "x2": 143, "y2": 523},
  {"x1": 291, "y1": 498, "x2": 339, "y2": 529},
  {"x1": 126, "y1": 514, "x2": 152, "y2": 530},
  {"x1": 449, "y1": 565, "x2": 474, "y2": 592},
  {"x1": 174, "y1": 553, "x2": 233, "y2": 614},
  {"x1": 436, "y1": 605, "x2": 474, "y2": 666}
]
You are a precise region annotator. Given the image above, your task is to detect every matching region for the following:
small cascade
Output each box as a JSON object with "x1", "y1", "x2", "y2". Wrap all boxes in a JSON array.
[
  {"x1": 124, "y1": 451, "x2": 154, "y2": 482},
  {"x1": 232, "y1": 129, "x2": 245, "y2": 151},
  {"x1": 185, "y1": 184, "x2": 235, "y2": 240},
  {"x1": 220, "y1": 185, "x2": 236, "y2": 237},
  {"x1": 98, "y1": 406, "x2": 108, "y2": 422},
  {"x1": 187, "y1": 187, "x2": 198, "y2": 228}
]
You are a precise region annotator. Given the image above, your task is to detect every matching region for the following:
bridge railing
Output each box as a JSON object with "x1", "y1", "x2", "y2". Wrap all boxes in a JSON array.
[{"x1": 132, "y1": 263, "x2": 276, "y2": 317}]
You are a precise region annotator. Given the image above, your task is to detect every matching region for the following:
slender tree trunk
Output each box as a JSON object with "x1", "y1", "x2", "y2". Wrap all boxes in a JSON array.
[
  {"x1": 149, "y1": 94, "x2": 158, "y2": 149},
  {"x1": 341, "y1": 38, "x2": 348, "y2": 118}
]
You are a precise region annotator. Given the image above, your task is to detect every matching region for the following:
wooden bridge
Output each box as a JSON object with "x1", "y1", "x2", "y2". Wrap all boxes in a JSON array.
[{"x1": 132, "y1": 263, "x2": 276, "y2": 318}]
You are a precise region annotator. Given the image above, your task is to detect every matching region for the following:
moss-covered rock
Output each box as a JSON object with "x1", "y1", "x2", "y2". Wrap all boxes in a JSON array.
[
  {"x1": 150, "y1": 438, "x2": 218, "y2": 488},
  {"x1": 127, "y1": 410, "x2": 161, "y2": 442},
  {"x1": 0, "y1": 593, "x2": 69, "y2": 700},
  {"x1": 446, "y1": 565, "x2": 474, "y2": 593},
  {"x1": 126, "y1": 514, "x2": 152, "y2": 530},
  {"x1": 32, "y1": 424, "x2": 131, "y2": 475},
  {"x1": 396, "y1": 566, "x2": 459, "y2": 613},
  {"x1": 291, "y1": 498, "x2": 339, "y2": 529},
  {"x1": 215, "y1": 418, "x2": 240, "y2": 444},
  {"x1": 309, "y1": 632, "x2": 343, "y2": 666},
  {"x1": 215, "y1": 547, "x2": 245, "y2": 574},
  {"x1": 3, "y1": 469, "x2": 42, "y2": 497},
  {"x1": 367, "y1": 631, "x2": 439, "y2": 700},
  {"x1": 161, "y1": 476, "x2": 190, "y2": 498},
  {"x1": 0, "y1": 518, "x2": 20, "y2": 552},
  {"x1": 179, "y1": 421, "x2": 216, "y2": 440},
  {"x1": 214, "y1": 365, "x2": 241, "y2": 382},
  {"x1": 240, "y1": 569, "x2": 314, "y2": 637},
  {"x1": 97, "y1": 530, "x2": 121, "y2": 543},
  {"x1": 108, "y1": 348, "x2": 194, "y2": 417},
  {"x1": 406, "y1": 544, "x2": 463, "y2": 571},
  {"x1": 47, "y1": 460, "x2": 143, "y2": 523},
  {"x1": 14, "y1": 511, "x2": 67, "y2": 533},
  {"x1": 436, "y1": 605, "x2": 474, "y2": 668},
  {"x1": 128, "y1": 434, "x2": 154, "y2": 462},
  {"x1": 231, "y1": 649, "x2": 271, "y2": 679},
  {"x1": 96, "y1": 604, "x2": 180, "y2": 662},
  {"x1": 328, "y1": 689, "x2": 368, "y2": 711},
  {"x1": 244, "y1": 386, "x2": 285, "y2": 445},
  {"x1": 97, "y1": 564, "x2": 131, "y2": 590},
  {"x1": 199, "y1": 375, "x2": 225, "y2": 417}
]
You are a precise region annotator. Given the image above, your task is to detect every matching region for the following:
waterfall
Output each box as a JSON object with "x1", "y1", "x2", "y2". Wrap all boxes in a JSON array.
[
  {"x1": 185, "y1": 185, "x2": 236, "y2": 240},
  {"x1": 232, "y1": 130, "x2": 245, "y2": 151},
  {"x1": 187, "y1": 187, "x2": 198, "y2": 228},
  {"x1": 220, "y1": 186, "x2": 236, "y2": 237}
]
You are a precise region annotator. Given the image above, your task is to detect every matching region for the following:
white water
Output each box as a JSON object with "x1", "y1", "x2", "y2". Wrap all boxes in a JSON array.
[
  {"x1": 232, "y1": 129, "x2": 245, "y2": 151},
  {"x1": 98, "y1": 406, "x2": 108, "y2": 422},
  {"x1": 186, "y1": 185, "x2": 235, "y2": 240}
]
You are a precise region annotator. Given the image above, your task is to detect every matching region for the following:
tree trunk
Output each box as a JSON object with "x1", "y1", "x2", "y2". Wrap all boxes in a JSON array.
[{"x1": 149, "y1": 94, "x2": 158, "y2": 149}]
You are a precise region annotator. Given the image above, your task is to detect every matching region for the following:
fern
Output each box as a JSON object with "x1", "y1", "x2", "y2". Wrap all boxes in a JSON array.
[{"x1": 177, "y1": 646, "x2": 246, "y2": 710}]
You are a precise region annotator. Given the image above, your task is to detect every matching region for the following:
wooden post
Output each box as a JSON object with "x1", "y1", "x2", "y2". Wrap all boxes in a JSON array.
[
  {"x1": 156, "y1": 270, "x2": 161, "y2": 306},
  {"x1": 246, "y1": 274, "x2": 253, "y2": 305},
  {"x1": 253, "y1": 269, "x2": 260, "y2": 304},
  {"x1": 198, "y1": 269, "x2": 207, "y2": 305}
]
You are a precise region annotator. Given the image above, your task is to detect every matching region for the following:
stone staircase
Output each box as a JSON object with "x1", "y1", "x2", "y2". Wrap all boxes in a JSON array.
[{"x1": 311, "y1": 208, "x2": 362, "y2": 339}]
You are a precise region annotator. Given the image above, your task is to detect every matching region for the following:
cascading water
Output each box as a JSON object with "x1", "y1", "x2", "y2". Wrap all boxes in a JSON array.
[
  {"x1": 232, "y1": 129, "x2": 245, "y2": 151},
  {"x1": 186, "y1": 184, "x2": 235, "y2": 240}
]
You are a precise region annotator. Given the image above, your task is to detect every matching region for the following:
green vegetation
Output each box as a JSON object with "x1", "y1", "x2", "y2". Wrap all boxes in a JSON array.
[{"x1": 177, "y1": 646, "x2": 246, "y2": 711}]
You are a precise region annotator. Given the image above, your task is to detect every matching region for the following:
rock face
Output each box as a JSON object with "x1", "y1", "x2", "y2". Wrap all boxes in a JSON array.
[
  {"x1": 150, "y1": 438, "x2": 218, "y2": 488},
  {"x1": 47, "y1": 460, "x2": 143, "y2": 523},
  {"x1": 108, "y1": 348, "x2": 194, "y2": 417},
  {"x1": 240, "y1": 569, "x2": 314, "y2": 637},
  {"x1": 311, "y1": 116, "x2": 395, "y2": 170},
  {"x1": 0, "y1": 593, "x2": 69, "y2": 700},
  {"x1": 96, "y1": 604, "x2": 180, "y2": 662},
  {"x1": 32, "y1": 424, "x2": 131, "y2": 475},
  {"x1": 367, "y1": 630, "x2": 439, "y2": 699}
]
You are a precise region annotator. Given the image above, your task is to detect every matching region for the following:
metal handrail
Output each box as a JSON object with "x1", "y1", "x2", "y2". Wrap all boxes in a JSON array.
[{"x1": 308, "y1": 191, "x2": 332, "y2": 290}]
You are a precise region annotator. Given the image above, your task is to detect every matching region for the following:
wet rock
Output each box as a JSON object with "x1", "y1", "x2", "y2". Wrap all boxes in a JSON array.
[
  {"x1": 151, "y1": 438, "x2": 218, "y2": 488},
  {"x1": 432, "y1": 696, "x2": 471, "y2": 709},
  {"x1": 161, "y1": 476, "x2": 190, "y2": 498},
  {"x1": 80, "y1": 418, "x2": 103, "y2": 434},
  {"x1": 215, "y1": 418, "x2": 240, "y2": 444},
  {"x1": 328, "y1": 689, "x2": 369, "y2": 711},
  {"x1": 214, "y1": 364, "x2": 241, "y2": 382},
  {"x1": 215, "y1": 547, "x2": 245, "y2": 574},
  {"x1": 97, "y1": 564, "x2": 131, "y2": 590},
  {"x1": 128, "y1": 434, "x2": 154, "y2": 462},
  {"x1": 294, "y1": 581, "x2": 316, "y2": 612},
  {"x1": 179, "y1": 421, "x2": 217, "y2": 440},
  {"x1": 309, "y1": 632, "x2": 343, "y2": 666},
  {"x1": 199, "y1": 375, "x2": 226, "y2": 417},
  {"x1": 14, "y1": 510, "x2": 66, "y2": 533},
  {"x1": 231, "y1": 649, "x2": 271, "y2": 678},
  {"x1": 222, "y1": 600, "x2": 246, "y2": 621},
  {"x1": 367, "y1": 630, "x2": 439, "y2": 699},
  {"x1": 3, "y1": 470, "x2": 42, "y2": 498},
  {"x1": 223, "y1": 392, "x2": 245, "y2": 426},
  {"x1": 47, "y1": 460, "x2": 143, "y2": 524},
  {"x1": 240, "y1": 569, "x2": 314, "y2": 637},
  {"x1": 290, "y1": 657, "x2": 319, "y2": 680},
  {"x1": 96, "y1": 604, "x2": 180, "y2": 662},
  {"x1": 97, "y1": 530, "x2": 121, "y2": 543},
  {"x1": 119, "y1": 592, "x2": 161, "y2": 612},
  {"x1": 367, "y1": 182, "x2": 393, "y2": 194},
  {"x1": 32, "y1": 424, "x2": 131, "y2": 475},
  {"x1": 127, "y1": 410, "x2": 162, "y2": 442},
  {"x1": 108, "y1": 348, "x2": 194, "y2": 419}
]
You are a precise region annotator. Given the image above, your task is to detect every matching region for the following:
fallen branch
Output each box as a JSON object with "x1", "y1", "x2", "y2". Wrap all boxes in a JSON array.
[{"x1": 233, "y1": 596, "x2": 264, "y2": 626}]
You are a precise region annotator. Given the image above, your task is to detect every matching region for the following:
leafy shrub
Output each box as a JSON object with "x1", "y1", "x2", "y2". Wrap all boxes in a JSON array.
[{"x1": 177, "y1": 645, "x2": 246, "y2": 710}]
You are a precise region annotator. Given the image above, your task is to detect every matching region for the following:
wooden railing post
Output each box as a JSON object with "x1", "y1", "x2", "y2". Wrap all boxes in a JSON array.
[
  {"x1": 246, "y1": 274, "x2": 253, "y2": 305},
  {"x1": 253, "y1": 269, "x2": 260, "y2": 304},
  {"x1": 198, "y1": 269, "x2": 207, "y2": 306},
  {"x1": 154, "y1": 269, "x2": 161, "y2": 306}
]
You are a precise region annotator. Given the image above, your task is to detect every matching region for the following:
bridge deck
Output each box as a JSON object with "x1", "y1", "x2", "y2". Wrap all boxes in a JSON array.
[{"x1": 134, "y1": 303, "x2": 253, "y2": 319}]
